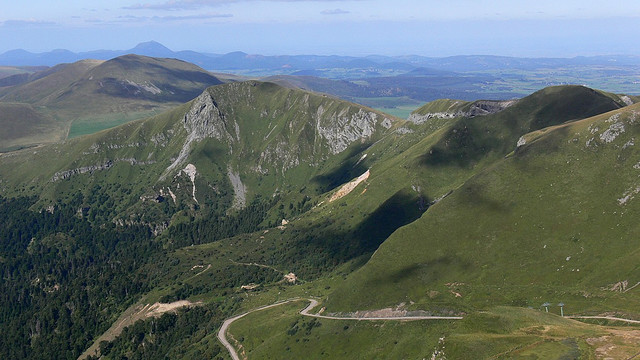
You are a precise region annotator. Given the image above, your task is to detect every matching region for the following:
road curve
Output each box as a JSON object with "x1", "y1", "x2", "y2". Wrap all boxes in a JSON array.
[
  {"x1": 217, "y1": 300, "x2": 299, "y2": 360},
  {"x1": 218, "y1": 298, "x2": 462, "y2": 360}
]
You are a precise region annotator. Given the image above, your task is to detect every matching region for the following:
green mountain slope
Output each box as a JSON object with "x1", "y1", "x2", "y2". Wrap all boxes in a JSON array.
[
  {"x1": 326, "y1": 101, "x2": 640, "y2": 317},
  {"x1": 0, "y1": 102, "x2": 61, "y2": 151},
  {"x1": 0, "y1": 60, "x2": 103, "y2": 104},
  {"x1": 2, "y1": 83, "x2": 639, "y2": 359},
  {"x1": 0, "y1": 81, "x2": 397, "y2": 232}
]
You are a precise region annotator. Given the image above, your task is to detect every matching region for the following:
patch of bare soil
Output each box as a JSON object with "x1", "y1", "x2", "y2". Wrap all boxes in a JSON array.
[
  {"x1": 587, "y1": 329, "x2": 640, "y2": 359},
  {"x1": 78, "y1": 300, "x2": 201, "y2": 360},
  {"x1": 329, "y1": 169, "x2": 369, "y2": 202}
]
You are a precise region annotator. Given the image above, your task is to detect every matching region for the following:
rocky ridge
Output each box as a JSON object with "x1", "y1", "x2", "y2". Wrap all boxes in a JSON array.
[{"x1": 408, "y1": 99, "x2": 517, "y2": 124}]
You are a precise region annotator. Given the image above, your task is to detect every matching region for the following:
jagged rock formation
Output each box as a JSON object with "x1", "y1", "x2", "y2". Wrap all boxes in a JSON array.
[
  {"x1": 162, "y1": 90, "x2": 235, "y2": 179},
  {"x1": 316, "y1": 107, "x2": 391, "y2": 154}
]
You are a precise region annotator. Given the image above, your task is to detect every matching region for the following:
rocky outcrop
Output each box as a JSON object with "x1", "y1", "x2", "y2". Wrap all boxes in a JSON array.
[
  {"x1": 161, "y1": 84, "x2": 394, "y2": 184},
  {"x1": 51, "y1": 158, "x2": 156, "y2": 182},
  {"x1": 51, "y1": 161, "x2": 114, "y2": 181},
  {"x1": 317, "y1": 107, "x2": 389, "y2": 154},
  {"x1": 408, "y1": 100, "x2": 517, "y2": 124},
  {"x1": 182, "y1": 90, "x2": 234, "y2": 143},
  {"x1": 329, "y1": 169, "x2": 370, "y2": 202},
  {"x1": 162, "y1": 90, "x2": 237, "y2": 179},
  {"x1": 227, "y1": 167, "x2": 247, "y2": 210}
]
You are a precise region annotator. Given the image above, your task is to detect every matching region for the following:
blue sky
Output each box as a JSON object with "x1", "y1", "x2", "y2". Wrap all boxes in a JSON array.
[{"x1": 1, "y1": 0, "x2": 640, "y2": 56}]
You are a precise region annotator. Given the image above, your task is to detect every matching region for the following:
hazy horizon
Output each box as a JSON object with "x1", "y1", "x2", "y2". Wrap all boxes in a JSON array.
[{"x1": 1, "y1": 1, "x2": 640, "y2": 57}]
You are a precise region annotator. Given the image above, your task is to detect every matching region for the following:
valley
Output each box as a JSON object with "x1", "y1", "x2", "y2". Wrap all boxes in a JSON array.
[{"x1": 0, "y1": 48, "x2": 639, "y2": 359}]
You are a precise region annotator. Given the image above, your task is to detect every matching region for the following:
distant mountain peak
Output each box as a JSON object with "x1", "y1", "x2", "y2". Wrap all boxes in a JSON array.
[
  {"x1": 132, "y1": 40, "x2": 169, "y2": 50},
  {"x1": 129, "y1": 41, "x2": 174, "y2": 56}
]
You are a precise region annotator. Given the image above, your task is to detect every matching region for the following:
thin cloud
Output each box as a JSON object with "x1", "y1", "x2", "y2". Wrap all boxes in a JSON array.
[
  {"x1": 124, "y1": 0, "x2": 358, "y2": 11},
  {"x1": 321, "y1": 9, "x2": 350, "y2": 15},
  {"x1": 116, "y1": 13, "x2": 232, "y2": 22},
  {"x1": 155, "y1": 13, "x2": 233, "y2": 20},
  {"x1": 1, "y1": 19, "x2": 57, "y2": 27}
]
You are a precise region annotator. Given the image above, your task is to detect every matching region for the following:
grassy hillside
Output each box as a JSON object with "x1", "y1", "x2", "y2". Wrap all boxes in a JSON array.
[
  {"x1": 0, "y1": 102, "x2": 62, "y2": 151},
  {"x1": 228, "y1": 302, "x2": 620, "y2": 359},
  {"x1": 0, "y1": 60, "x2": 103, "y2": 104},
  {"x1": 326, "y1": 102, "x2": 640, "y2": 318},
  {"x1": 0, "y1": 55, "x2": 222, "y2": 149},
  {"x1": 0, "y1": 65, "x2": 48, "y2": 85}
]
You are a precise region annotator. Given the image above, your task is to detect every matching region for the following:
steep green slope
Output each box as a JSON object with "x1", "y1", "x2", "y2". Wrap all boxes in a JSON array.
[
  {"x1": 0, "y1": 81, "x2": 400, "y2": 359},
  {"x1": 111, "y1": 84, "x2": 634, "y2": 308},
  {"x1": 73, "y1": 86, "x2": 640, "y2": 359},
  {"x1": 327, "y1": 102, "x2": 640, "y2": 317}
]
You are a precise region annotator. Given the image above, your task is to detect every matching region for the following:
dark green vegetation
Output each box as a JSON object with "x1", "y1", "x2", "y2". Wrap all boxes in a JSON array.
[
  {"x1": 0, "y1": 196, "x2": 156, "y2": 359},
  {"x1": 1, "y1": 74, "x2": 639, "y2": 359},
  {"x1": 0, "y1": 54, "x2": 221, "y2": 150},
  {"x1": 91, "y1": 305, "x2": 228, "y2": 360}
]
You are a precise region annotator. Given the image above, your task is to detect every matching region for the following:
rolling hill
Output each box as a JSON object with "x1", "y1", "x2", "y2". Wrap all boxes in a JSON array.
[{"x1": 0, "y1": 54, "x2": 222, "y2": 150}]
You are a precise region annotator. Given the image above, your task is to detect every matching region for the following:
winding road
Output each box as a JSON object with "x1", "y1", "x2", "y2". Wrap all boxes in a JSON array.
[
  {"x1": 218, "y1": 300, "x2": 640, "y2": 360},
  {"x1": 217, "y1": 298, "x2": 463, "y2": 360},
  {"x1": 217, "y1": 300, "x2": 298, "y2": 360}
]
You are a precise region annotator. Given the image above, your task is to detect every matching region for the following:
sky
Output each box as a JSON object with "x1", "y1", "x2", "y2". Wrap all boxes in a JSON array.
[{"x1": 1, "y1": 0, "x2": 640, "y2": 57}]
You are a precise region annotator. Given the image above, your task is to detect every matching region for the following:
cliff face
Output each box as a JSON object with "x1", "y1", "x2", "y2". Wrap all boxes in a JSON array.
[
  {"x1": 316, "y1": 107, "x2": 392, "y2": 154},
  {"x1": 182, "y1": 90, "x2": 235, "y2": 144}
]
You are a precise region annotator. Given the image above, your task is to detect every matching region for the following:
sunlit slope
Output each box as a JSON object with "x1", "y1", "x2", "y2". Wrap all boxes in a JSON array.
[
  {"x1": 0, "y1": 60, "x2": 103, "y2": 103},
  {"x1": 0, "y1": 55, "x2": 222, "y2": 148},
  {"x1": 327, "y1": 102, "x2": 640, "y2": 317},
  {"x1": 168, "y1": 85, "x2": 634, "y2": 283},
  {"x1": 0, "y1": 81, "x2": 397, "y2": 230},
  {"x1": 0, "y1": 102, "x2": 62, "y2": 151}
]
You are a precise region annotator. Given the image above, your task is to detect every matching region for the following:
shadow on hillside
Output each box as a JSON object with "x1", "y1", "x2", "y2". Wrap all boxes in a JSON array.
[
  {"x1": 461, "y1": 183, "x2": 511, "y2": 213},
  {"x1": 352, "y1": 189, "x2": 429, "y2": 253},
  {"x1": 311, "y1": 143, "x2": 371, "y2": 193},
  {"x1": 281, "y1": 189, "x2": 429, "y2": 278},
  {"x1": 376, "y1": 255, "x2": 470, "y2": 284},
  {"x1": 420, "y1": 119, "x2": 497, "y2": 168}
]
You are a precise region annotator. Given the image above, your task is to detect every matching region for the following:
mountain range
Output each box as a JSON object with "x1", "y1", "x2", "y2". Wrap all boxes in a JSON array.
[
  {"x1": 3, "y1": 40, "x2": 640, "y2": 74},
  {"x1": 0, "y1": 52, "x2": 640, "y2": 359}
]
